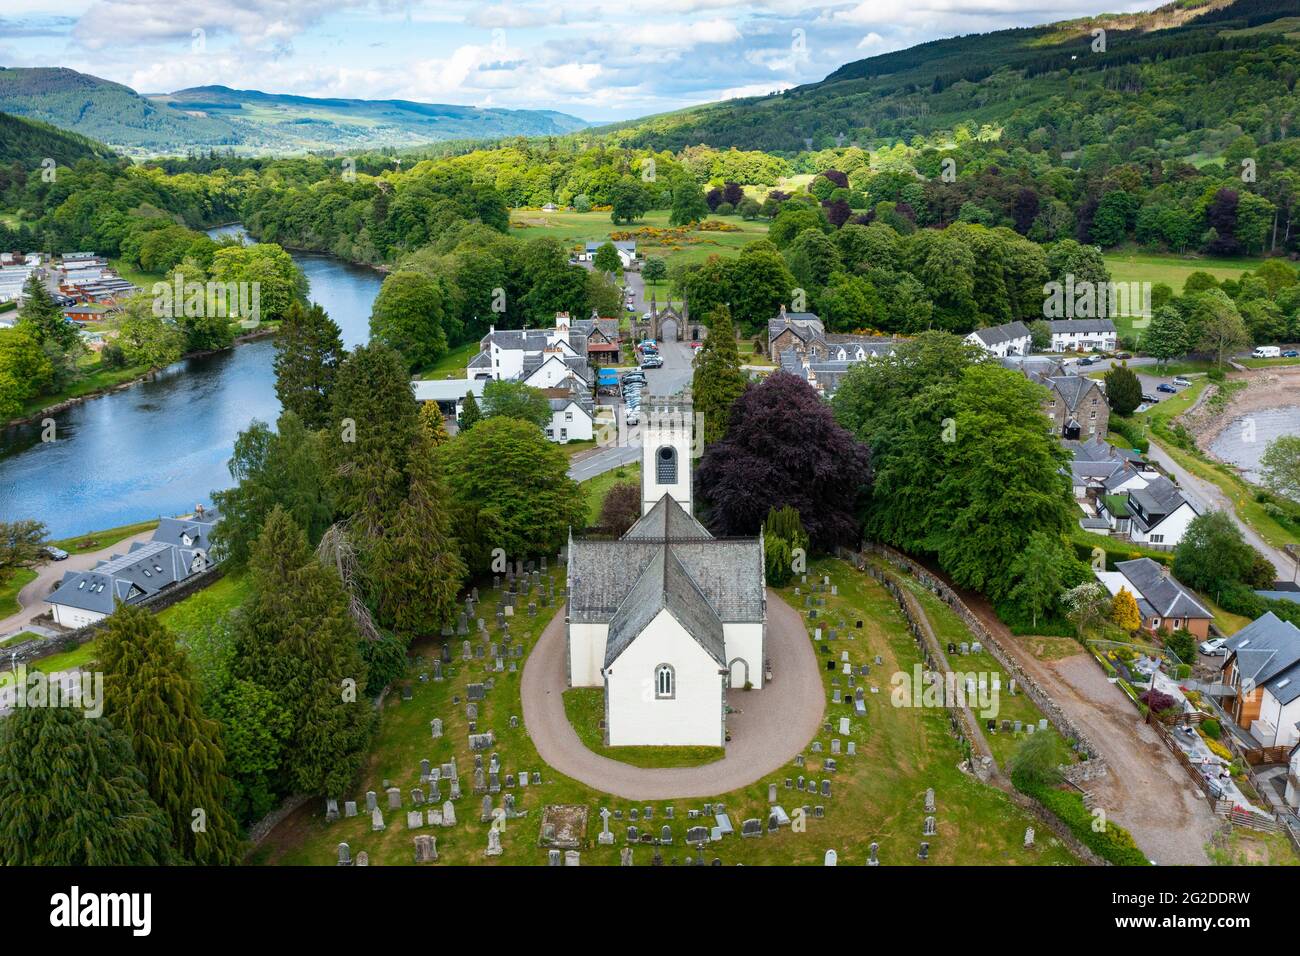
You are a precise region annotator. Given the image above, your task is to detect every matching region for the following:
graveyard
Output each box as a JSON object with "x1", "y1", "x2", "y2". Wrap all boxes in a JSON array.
[{"x1": 255, "y1": 556, "x2": 1074, "y2": 866}]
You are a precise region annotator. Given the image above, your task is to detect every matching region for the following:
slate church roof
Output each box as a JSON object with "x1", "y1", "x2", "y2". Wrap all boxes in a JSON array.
[{"x1": 604, "y1": 548, "x2": 727, "y2": 668}]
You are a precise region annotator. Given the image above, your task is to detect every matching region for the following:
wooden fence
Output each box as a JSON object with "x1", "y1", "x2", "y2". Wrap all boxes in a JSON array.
[{"x1": 1242, "y1": 745, "x2": 1290, "y2": 766}]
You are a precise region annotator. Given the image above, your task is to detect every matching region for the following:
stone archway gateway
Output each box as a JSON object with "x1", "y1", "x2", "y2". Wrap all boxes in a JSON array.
[{"x1": 519, "y1": 591, "x2": 823, "y2": 800}]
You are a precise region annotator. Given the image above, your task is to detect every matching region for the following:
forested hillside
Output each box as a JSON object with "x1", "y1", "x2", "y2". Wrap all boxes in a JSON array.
[{"x1": 0, "y1": 111, "x2": 118, "y2": 168}]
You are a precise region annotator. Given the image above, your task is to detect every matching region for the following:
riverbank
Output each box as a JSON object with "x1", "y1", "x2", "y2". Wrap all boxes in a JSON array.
[{"x1": 1182, "y1": 365, "x2": 1300, "y2": 449}]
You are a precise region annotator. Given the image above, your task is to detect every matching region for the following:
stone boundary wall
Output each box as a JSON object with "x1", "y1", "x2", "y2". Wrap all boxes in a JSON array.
[
  {"x1": 245, "y1": 793, "x2": 313, "y2": 849},
  {"x1": 10, "y1": 566, "x2": 226, "y2": 667},
  {"x1": 849, "y1": 543, "x2": 1107, "y2": 774}
]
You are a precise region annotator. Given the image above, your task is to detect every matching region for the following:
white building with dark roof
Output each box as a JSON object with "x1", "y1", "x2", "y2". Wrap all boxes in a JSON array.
[
  {"x1": 965, "y1": 321, "x2": 1032, "y2": 358},
  {"x1": 565, "y1": 403, "x2": 766, "y2": 746},
  {"x1": 1046, "y1": 319, "x2": 1117, "y2": 353}
]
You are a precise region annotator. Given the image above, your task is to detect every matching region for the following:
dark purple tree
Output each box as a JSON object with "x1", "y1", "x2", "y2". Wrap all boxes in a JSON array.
[
  {"x1": 705, "y1": 187, "x2": 723, "y2": 212},
  {"x1": 822, "y1": 198, "x2": 852, "y2": 229},
  {"x1": 695, "y1": 372, "x2": 872, "y2": 550},
  {"x1": 1011, "y1": 188, "x2": 1040, "y2": 235},
  {"x1": 723, "y1": 181, "x2": 744, "y2": 206},
  {"x1": 822, "y1": 169, "x2": 849, "y2": 189}
]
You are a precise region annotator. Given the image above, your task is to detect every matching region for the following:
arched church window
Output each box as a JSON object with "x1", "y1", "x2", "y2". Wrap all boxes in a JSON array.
[
  {"x1": 656, "y1": 446, "x2": 677, "y2": 484},
  {"x1": 655, "y1": 664, "x2": 675, "y2": 699}
]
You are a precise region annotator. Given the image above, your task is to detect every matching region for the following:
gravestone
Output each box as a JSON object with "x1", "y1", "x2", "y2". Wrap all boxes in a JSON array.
[
  {"x1": 686, "y1": 825, "x2": 709, "y2": 844},
  {"x1": 548, "y1": 849, "x2": 562, "y2": 866},
  {"x1": 824, "y1": 849, "x2": 837, "y2": 866},
  {"x1": 325, "y1": 798, "x2": 339, "y2": 821},
  {"x1": 387, "y1": 787, "x2": 401, "y2": 810},
  {"x1": 407, "y1": 810, "x2": 423, "y2": 830},
  {"x1": 768, "y1": 783, "x2": 777, "y2": 804},
  {"x1": 867, "y1": 842, "x2": 879, "y2": 866},
  {"x1": 427, "y1": 808, "x2": 443, "y2": 827},
  {"x1": 430, "y1": 718, "x2": 443, "y2": 739},
  {"x1": 1024, "y1": 827, "x2": 1035, "y2": 848},
  {"x1": 740, "y1": 819, "x2": 763, "y2": 839},
  {"x1": 411, "y1": 788, "x2": 424, "y2": 806},
  {"x1": 597, "y1": 808, "x2": 614, "y2": 845},
  {"x1": 443, "y1": 801, "x2": 456, "y2": 827},
  {"x1": 449, "y1": 776, "x2": 462, "y2": 800},
  {"x1": 564, "y1": 850, "x2": 580, "y2": 866},
  {"x1": 621, "y1": 847, "x2": 633, "y2": 866},
  {"x1": 371, "y1": 807, "x2": 385, "y2": 832},
  {"x1": 847, "y1": 742, "x2": 856, "y2": 756},
  {"x1": 467, "y1": 683, "x2": 485, "y2": 702},
  {"x1": 344, "y1": 800, "x2": 357, "y2": 818},
  {"x1": 365, "y1": 790, "x2": 377, "y2": 811},
  {"x1": 480, "y1": 795, "x2": 493, "y2": 822},
  {"x1": 485, "y1": 829, "x2": 503, "y2": 857},
  {"x1": 924, "y1": 788, "x2": 935, "y2": 813},
  {"x1": 337, "y1": 842, "x2": 351, "y2": 866},
  {"x1": 918, "y1": 842, "x2": 929, "y2": 861},
  {"x1": 923, "y1": 815, "x2": 936, "y2": 836}
]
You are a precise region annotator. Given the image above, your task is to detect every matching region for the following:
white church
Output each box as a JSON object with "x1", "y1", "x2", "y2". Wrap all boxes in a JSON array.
[{"x1": 565, "y1": 403, "x2": 767, "y2": 747}]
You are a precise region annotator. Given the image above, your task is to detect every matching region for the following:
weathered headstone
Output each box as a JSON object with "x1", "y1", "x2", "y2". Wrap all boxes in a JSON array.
[{"x1": 414, "y1": 834, "x2": 437, "y2": 863}]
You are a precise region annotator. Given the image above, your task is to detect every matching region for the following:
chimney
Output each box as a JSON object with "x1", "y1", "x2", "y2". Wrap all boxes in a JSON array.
[{"x1": 781, "y1": 303, "x2": 789, "y2": 325}]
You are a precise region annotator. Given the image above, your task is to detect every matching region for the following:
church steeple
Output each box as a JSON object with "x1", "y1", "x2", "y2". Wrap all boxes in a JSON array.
[{"x1": 640, "y1": 401, "x2": 694, "y2": 516}]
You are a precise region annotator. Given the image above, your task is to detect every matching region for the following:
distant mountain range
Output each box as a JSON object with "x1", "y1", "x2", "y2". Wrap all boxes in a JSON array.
[{"x1": 0, "y1": 68, "x2": 590, "y2": 155}]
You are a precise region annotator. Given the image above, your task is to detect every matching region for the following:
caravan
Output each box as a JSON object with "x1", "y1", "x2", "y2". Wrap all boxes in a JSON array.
[{"x1": 1252, "y1": 345, "x2": 1281, "y2": 359}]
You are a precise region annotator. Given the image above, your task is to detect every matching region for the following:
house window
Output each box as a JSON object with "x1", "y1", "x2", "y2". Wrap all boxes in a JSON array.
[
  {"x1": 656, "y1": 446, "x2": 677, "y2": 484},
  {"x1": 565, "y1": 411, "x2": 573, "y2": 422},
  {"x1": 655, "y1": 664, "x2": 675, "y2": 699},
  {"x1": 1150, "y1": 534, "x2": 1163, "y2": 544},
  {"x1": 560, "y1": 428, "x2": 568, "y2": 440}
]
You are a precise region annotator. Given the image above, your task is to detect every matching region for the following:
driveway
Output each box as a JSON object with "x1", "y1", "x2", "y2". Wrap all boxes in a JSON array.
[
  {"x1": 519, "y1": 591, "x2": 823, "y2": 800},
  {"x1": 0, "y1": 528, "x2": 158, "y2": 637},
  {"x1": 914, "y1": 563, "x2": 1219, "y2": 865}
]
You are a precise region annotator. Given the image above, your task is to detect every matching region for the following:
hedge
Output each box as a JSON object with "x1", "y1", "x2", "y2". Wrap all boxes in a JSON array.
[
  {"x1": 1017, "y1": 778, "x2": 1150, "y2": 865},
  {"x1": 1107, "y1": 417, "x2": 1149, "y2": 454}
]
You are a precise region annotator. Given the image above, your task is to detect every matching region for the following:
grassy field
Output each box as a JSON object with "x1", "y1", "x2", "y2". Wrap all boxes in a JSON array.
[
  {"x1": 0, "y1": 568, "x2": 37, "y2": 615},
  {"x1": 0, "y1": 631, "x2": 39, "y2": 649},
  {"x1": 578, "y1": 461, "x2": 640, "y2": 523},
  {"x1": 563, "y1": 687, "x2": 724, "y2": 768},
  {"x1": 1103, "y1": 250, "x2": 1268, "y2": 341},
  {"x1": 508, "y1": 209, "x2": 770, "y2": 272},
  {"x1": 414, "y1": 341, "x2": 479, "y2": 381},
  {"x1": 156, "y1": 572, "x2": 250, "y2": 644},
  {"x1": 28, "y1": 640, "x2": 98, "y2": 674},
  {"x1": 253, "y1": 556, "x2": 1073, "y2": 866},
  {"x1": 51, "y1": 519, "x2": 160, "y2": 555},
  {"x1": 13, "y1": 356, "x2": 155, "y2": 422}
]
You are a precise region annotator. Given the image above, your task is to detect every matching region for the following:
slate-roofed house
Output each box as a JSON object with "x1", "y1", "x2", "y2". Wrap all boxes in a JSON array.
[
  {"x1": 1046, "y1": 318, "x2": 1117, "y2": 353},
  {"x1": 1065, "y1": 437, "x2": 1151, "y2": 501},
  {"x1": 1043, "y1": 374, "x2": 1109, "y2": 439},
  {"x1": 965, "y1": 321, "x2": 1032, "y2": 358},
  {"x1": 1220, "y1": 612, "x2": 1300, "y2": 748},
  {"x1": 571, "y1": 312, "x2": 621, "y2": 364},
  {"x1": 1097, "y1": 474, "x2": 1199, "y2": 548},
  {"x1": 1095, "y1": 557, "x2": 1213, "y2": 639},
  {"x1": 542, "y1": 384, "x2": 595, "y2": 443},
  {"x1": 768, "y1": 306, "x2": 827, "y2": 358},
  {"x1": 566, "y1": 403, "x2": 766, "y2": 747},
  {"x1": 44, "y1": 510, "x2": 221, "y2": 628}
]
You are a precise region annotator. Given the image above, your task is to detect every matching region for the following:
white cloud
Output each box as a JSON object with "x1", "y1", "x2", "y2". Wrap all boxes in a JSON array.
[{"x1": 857, "y1": 31, "x2": 884, "y2": 48}]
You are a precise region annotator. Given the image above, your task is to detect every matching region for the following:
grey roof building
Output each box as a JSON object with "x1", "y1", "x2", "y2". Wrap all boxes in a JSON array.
[{"x1": 1112, "y1": 557, "x2": 1212, "y2": 624}]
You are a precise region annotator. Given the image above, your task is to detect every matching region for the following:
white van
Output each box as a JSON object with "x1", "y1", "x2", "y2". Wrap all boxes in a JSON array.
[{"x1": 1252, "y1": 345, "x2": 1281, "y2": 359}]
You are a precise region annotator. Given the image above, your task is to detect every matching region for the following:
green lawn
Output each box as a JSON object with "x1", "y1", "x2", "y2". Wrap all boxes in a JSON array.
[
  {"x1": 156, "y1": 572, "x2": 250, "y2": 644},
  {"x1": 1103, "y1": 250, "x2": 1267, "y2": 342},
  {"x1": 508, "y1": 208, "x2": 770, "y2": 273},
  {"x1": 52, "y1": 519, "x2": 160, "y2": 555},
  {"x1": 415, "y1": 341, "x2": 480, "y2": 381},
  {"x1": 578, "y1": 462, "x2": 640, "y2": 523},
  {"x1": 563, "y1": 687, "x2": 724, "y2": 768},
  {"x1": 0, "y1": 568, "x2": 37, "y2": 615},
  {"x1": 0, "y1": 631, "x2": 39, "y2": 649},
  {"x1": 28, "y1": 640, "x2": 98, "y2": 674},
  {"x1": 253, "y1": 556, "x2": 1074, "y2": 866}
]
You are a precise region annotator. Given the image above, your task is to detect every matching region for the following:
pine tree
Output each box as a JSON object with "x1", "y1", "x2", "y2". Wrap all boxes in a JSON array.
[
  {"x1": 691, "y1": 305, "x2": 748, "y2": 445},
  {"x1": 273, "y1": 301, "x2": 345, "y2": 429},
  {"x1": 0, "y1": 705, "x2": 174, "y2": 865},
  {"x1": 19, "y1": 273, "x2": 79, "y2": 355},
  {"x1": 236, "y1": 506, "x2": 372, "y2": 797},
  {"x1": 460, "y1": 390, "x2": 482, "y2": 431},
  {"x1": 328, "y1": 343, "x2": 420, "y2": 529},
  {"x1": 98, "y1": 603, "x2": 242, "y2": 864},
  {"x1": 369, "y1": 428, "x2": 467, "y2": 635},
  {"x1": 1111, "y1": 587, "x2": 1142, "y2": 633}
]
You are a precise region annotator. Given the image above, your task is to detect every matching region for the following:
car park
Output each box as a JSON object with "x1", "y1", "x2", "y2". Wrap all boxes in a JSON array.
[{"x1": 1156, "y1": 383, "x2": 1177, "y2": 394}]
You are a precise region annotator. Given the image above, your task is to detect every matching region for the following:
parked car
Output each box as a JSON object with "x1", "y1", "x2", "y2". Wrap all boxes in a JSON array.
[
  {"x1": 1113, "y1": 352, "x2": 1132, "y2": 360},
  {"x1": 1284, "y1": 349, "x2": 1299, "y2": 358},
  {"x1": 1172, "y1": 376, "x2": 1192, "y2": 388},
  {"x1": 625, "y1": 410, "x2": 639, "y2": 425},
  {"x1": 1078, "y1": 356, "x2": 1095, "y2": 366},
  {"x1": 641, "y1": 356, "x2": 663, "y2": 369},
  {"x1": 1141, "y1": 393, "x2": 1159, "y2": 402},
  {"x1": 1156, "y1": 383, "x2": 1177, "y2": 394},
  {"x1": 1252, "y1": 345, "x2": 1281, "y2": 359},
  {"x1": 1199, "y1": 637, "x2": 1228, "y2": 657},
  {"x1": 41, "y1": 545, "x2": 69, "y2": 561},
  {"x1": 625, "y1": 304, "x2": 636, "y2": 312}
]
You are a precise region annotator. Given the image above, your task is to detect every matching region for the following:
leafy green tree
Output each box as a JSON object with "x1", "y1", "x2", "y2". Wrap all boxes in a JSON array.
[
  {"x1": 598, "y1": 480, "x2": 642, "y2": 536},
  {"x1": 0, "y1": 705, "x2": 175, "y2": 865},
  {"x1": 1260, "y1": 435, "x2": 1300, "y2": 502},
  {"x1": 763, "y1": 505, "x2": 809, "y2": 586},
  {"x1": 98, "y1": 604, "x2": 241, "y2": 864},
  {"x1": 370, "y1": 271, "x2": 449, "y2": 371},
  {"x1": 1028, "y1": 319, "x2": 1052, "y2": 351},
  {"x1": 1143, "y1": 306, "x2": 1189, "y2": 367},
  {"x1": 1191, "y1": 289, "x2": 1250, "y2": 366},
  {"x1": 209, "y1": 243, "x2": 306, "y2": 323},
  {"x1": 0, "y1": 326, "x2": 53, "y2": 418},
  {"x1": 592, "y1": 241, "x2": 623, "y2": 276},
  {"x1": 328, "y1": 343, "x2": 420, "y2": 531},
  {"x1": 1104, "y1": 364, "x2": 1142, "y2": 417},
  {"x1": 1062, "y1": 581, "x2": 1111, "y2": 640},
  {"x1": 768, "y1": 204, "x2": 828, "y2": 249},
  {"x1": 573, "y1": 194, "x2": 592, "y2": 213},
  {"x1": 1174, "y1": 511, "x2": 1274, "y2": 595},
  {"x1": 691, "y1": 305, "x2": 748, "y2": 445},
  {"x1": 438, "y1": 416, "x2": 586, "y2": 572},
  {"x1": 111, "y1": 295, "x2": 184, "y2": 370},
  {"x1": 668, "y1": 175, "x2": 710, "y2": 226},
  {"x1": 1006, "y1": 531, "x2": 1064, "y2": 629},
  {"x1": 0, "y1": 518, "x2": 48, "y2": 585},
  {"x1": 730, "y1": 240, "x2": 797, "y2": 333},
  {"x1": 211, "y1": 412, "x2": 334, "y2": 567},
  {"x1": 642, "y1": 256, "x2": 667, "y2": 286},
  {"x1": 610, "y1": 178, "x2": 650, "y2": 225},
  {"x1": 419, "y1": 400, "x2": 450, "y2": 447},
  {"x1": 1008, "y1": 732, "x2": 1062, "y2": 791},
  {"x1": 368, "y1": 428, "x2": 467, "y2": 636},
  {"x1": 234, "y1": 507, "x2": 372, "y2": 797},
  {"x1": 1111, "y1": 587, "x2": 1142, "y2": 632},
  {"x1": 481, "y1": 379, "x2": 551, "y2": 428},
  {"x1": 274, "y1": 301, "x2": 344, "y2": 429},
  {"x1": 783, "y1": 229, "x2": 842, "y2": 291}
]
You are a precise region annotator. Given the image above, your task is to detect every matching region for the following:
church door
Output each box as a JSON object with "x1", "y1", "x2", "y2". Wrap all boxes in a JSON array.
[{"x1": 728, "y1": 658, "x2": 749, "y2": 689}]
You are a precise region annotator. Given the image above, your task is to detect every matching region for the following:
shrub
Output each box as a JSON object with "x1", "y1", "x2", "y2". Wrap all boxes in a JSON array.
[
  {"x1": 1107, "y1": 416, "x2": 1149, "y2": 453},
  {"x1": 1200, "y1": 718, "x2": 1221, "y2": 740},
  {"x1": 1140, "y1": 688, "x2": 1177, "y2": 715}
]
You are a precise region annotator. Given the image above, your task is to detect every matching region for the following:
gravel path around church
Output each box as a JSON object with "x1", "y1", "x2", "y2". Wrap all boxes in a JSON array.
[{"x1": 520, "y1": 591, "x2": 824, "y2": 800}]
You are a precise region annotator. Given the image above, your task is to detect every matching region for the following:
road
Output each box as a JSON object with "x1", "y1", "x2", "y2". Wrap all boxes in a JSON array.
[
  {"x1": 0, "y1": 527, "x2": 158, "y2": 638},
  {"x1": 519, "y1": 590, "x2": 823, "y2": 800}
]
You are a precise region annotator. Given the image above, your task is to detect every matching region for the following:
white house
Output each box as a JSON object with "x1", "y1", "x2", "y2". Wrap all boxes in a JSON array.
[
  {"x1": 1220, "y1": 612, "x2": 1300, "y2": 750},
  {"x1": 1097, "y1": 475, "x2": 1199, "y2": 548},
  {"x1": 1047, "y1": 319, "x2": 1117, "y2": 353},
  {"x1": 45, "y1": 510, "x2": 220, "y2": 627},
  {"x1": 544, "y1": 396, "x2": 594, "y2": 443},
  {"x1": 583, "y1": 241, "x2": 637, "y2": 269},
  {"x1": 965, "y1": 321, "x2": 1032, "y2": 358},
  {"x1": 566, "y1": 403, "x2": 766, "y2": 747}
]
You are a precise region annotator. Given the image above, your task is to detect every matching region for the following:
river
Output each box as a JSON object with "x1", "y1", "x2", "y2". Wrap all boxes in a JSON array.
[{"x1": 0, "y1": 226, "x2": 383, "y2": 538}]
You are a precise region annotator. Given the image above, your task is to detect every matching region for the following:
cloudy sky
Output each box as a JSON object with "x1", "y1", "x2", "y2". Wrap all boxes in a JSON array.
[{"x1": 2, "y1": 0, "x2": 1157, "y2": 121}]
